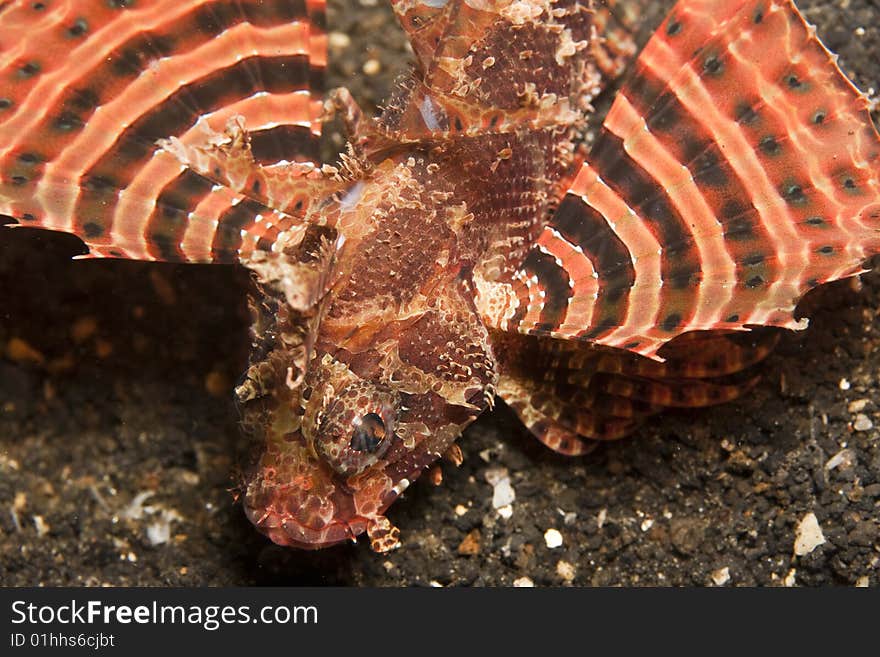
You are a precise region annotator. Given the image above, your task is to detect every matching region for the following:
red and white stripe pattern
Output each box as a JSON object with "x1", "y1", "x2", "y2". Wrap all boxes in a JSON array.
[
  {"x1": 502, "y1": 0, "x2": 880, "y2": 358},
  {"x1": 0, "y1": 0, "x2": 327, "y2": 263}
]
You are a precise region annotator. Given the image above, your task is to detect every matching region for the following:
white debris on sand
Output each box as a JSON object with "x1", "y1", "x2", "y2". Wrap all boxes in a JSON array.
[
  {"x1": 824, "y1": 448, "x2": 855, "y2": 472},
  {"x1": 146, "y1": 521, "x2": 171, "y2": 546},
  {"x1": 544, "y1": 528, "x2": 563, "y2": 549},
  {"x1": 121, "y1": 491, "x2": 182, "y2": 546},
  {"x1": 853, "y1": 414, "x2": 873, "y2": 432},
  {"x1": 711, "y1": 567, "x2": 731, "y2": 586},
  {"x1": 33, "y1": 515, "x2": 49, "y2": 537},
  {"x1": 122, "y1": 491, "x2": 155, "y2": 520},
  {"x1": 484, "y1": 467, "x2": 515, "y2": 515},
  {"x1": 794, "y1": 512, "x2": 826, "y2": 556},
  {"x1": 783, "y1": 569, "x2": 797, "y2": 587},
  {"x1": 497, "y1": 505, "x2": 513, "y2": 520},
  {"x1": 513, "y1": 577, "x2": 535, "y2": 587},
  {"x1": 327, "y1": 32, "x2": 351, "y2": 50},
  {"x1": 597, "y1": 508, "x2": 607, "y2": 529},
  {"x1": 839, "y1": 378, "x2": 851, "y2": 391},
  {"x1": 558, "y1": 508, "x2": 577, "y2": 526},
  {"x1": 556, "y1": 560, "x2": 576, "y2": 583}
]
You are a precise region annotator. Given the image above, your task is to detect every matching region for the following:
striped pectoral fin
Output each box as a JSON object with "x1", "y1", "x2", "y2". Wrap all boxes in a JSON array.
[
  {"x1": 495, "y1": 0, "x2": 880, "y2": 358},
  {"x1": 0, "y1": 0, "x2": 328, "y2": 264},
  {"x1": 527, "y1": 418, "x2": 602, "y2": 457},
  {"x1": 497, "y1": 374, "x2": 605, "y2": 456},
  {"x1": 593, "y1": 328, "x2": 780, "y2": 379},
  {"x1": 593, "y1": 370, "x2": 759, "y2": 409},
  {"x1": 492, "y1": 331, "x2": 763, "y2": 455},
  {"x1": 496, "y1": 371, "x2": 645, "y2": 456}
]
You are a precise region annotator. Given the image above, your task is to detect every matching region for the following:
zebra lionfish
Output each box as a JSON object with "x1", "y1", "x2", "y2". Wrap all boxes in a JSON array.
[{"x1": 0, "y1": 0, "x2": 878, "y2": 551}]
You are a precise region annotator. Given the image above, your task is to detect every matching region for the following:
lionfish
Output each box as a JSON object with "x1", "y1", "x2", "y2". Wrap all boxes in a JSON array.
[{"x1": 0, "y1": 0, "x2": 877, "y2": 551}]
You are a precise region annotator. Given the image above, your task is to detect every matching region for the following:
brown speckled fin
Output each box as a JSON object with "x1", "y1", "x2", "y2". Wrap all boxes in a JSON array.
[
  {"x1": 497, "y1": 369, "x2": 640, "y2": 455},
  {"x1": 0, "y1": 0, "x2": 328, "y2": 263},
  {"x1": 487, "y1": 0, "x2": 880, "y2": 359},
  {"x1": 493, "y1": 329, "x2": 774, "y2": 453}
]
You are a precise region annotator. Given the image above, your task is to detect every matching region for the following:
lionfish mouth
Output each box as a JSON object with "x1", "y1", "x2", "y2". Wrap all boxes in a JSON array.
[
  {"x1": 241, "y1": 464, "x2": 382, "y2": 549},
  {"x1": 240, "y1": 440, "x2": 408, "y2": 550},
  {"x1": 243, "y1": 503, "x2": 372, "y2": 550}
]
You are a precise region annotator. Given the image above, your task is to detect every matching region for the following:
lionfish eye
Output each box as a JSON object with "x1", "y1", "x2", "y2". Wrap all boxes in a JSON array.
[{"x1": 350, "y1": 413, "x2": 387, "y2": 453}]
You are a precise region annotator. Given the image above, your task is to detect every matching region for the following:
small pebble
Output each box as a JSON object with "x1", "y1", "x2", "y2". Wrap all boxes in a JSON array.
[
  {"x1": 853, "y1": 414, "x2": 873, "y2": 431},
  {"x1": 848, "y1": 399, "x2": 869, "y2": 413},
  {"x1": 6, "y1": 337, "x2": 45, "y2": 365},
  {"x1": 146, "y1": 521, "x2": 171, "y2": 546},
  {"x1": 328, "y1": 31, "x2": 351, "y2": 50},
  {"x1": 454, "y1": 504, "x2": 468, "y2": 517},
  {"x1": 513, "y1": 577, "x2": 534, "y2": 587},
  {"x1": 71, "y1": 316, "x2": 98, "y2": 344},
  {"x1": 544, "y1": 528, "x2": 563, "y2": 549},
  {"x1": 783, "y1": 569, "x2": 797, "y2": 587},
  {"x1": 855, "y1": 576, "x2": 869, "y2": 587},
  {"x1": 794, "y1": 512, "x2": 826, "y2": 556},
  {"x1": 711, "y1": 567, "x2": 730, "y2": 586},
  {"x1": 33, "y1": 515, "x2": 49, "y2": 537},
  {"x1": 485, "y1": 467, "x2": 515, "y2": 510},
  {"x1": 556, "y1": 560, "x2": 576, "y2": 583},
  {"x1": 824, "y1": 448, "x2": 855, "y2": 471},
  {"x1": 839, "y1": 378, "x2": 851, "y2": 391},
  {"x1": 457, "y1": 529, "x2": 481, "y2": 556},
  {"x1": 362, "y1": 58, "x2": 381, "y2": 76},
  {"x1": 94, "y1": 339, "x2": 114, "y2": 359}
]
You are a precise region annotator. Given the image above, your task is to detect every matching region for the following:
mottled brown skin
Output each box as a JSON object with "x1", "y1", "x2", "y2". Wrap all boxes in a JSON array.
[
  {"x1": 238, "y1": 0, "x2": 609, "y2": 550},
  {"x1": 234, "y1": 0, "x2": 878, "y2": 551}
]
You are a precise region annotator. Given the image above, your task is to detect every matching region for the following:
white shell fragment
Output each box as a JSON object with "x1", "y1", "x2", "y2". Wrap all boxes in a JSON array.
[
  {"x1": 544, "y1": 528, "x2": 563, "y2": 549},
  {"x1": 794, "y1": 512, "x2": 826, "y2": 556},
  {"x1": 711, "y1": 567, "x2": 731, "y2": 586},
  {"x1": 485, "y1": 467, "x2": 515, "y2": 513}
]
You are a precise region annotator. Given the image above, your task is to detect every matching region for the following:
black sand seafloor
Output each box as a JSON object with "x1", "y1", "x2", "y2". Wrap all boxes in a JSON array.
[{"x1": 1, "y1": 0, "x2": 878, "y2": 586}]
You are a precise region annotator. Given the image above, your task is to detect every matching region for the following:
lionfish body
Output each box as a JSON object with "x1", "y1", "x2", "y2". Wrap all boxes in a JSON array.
[{"x1": 0, "y1": 0, "x2": 878, "y2": 551}]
